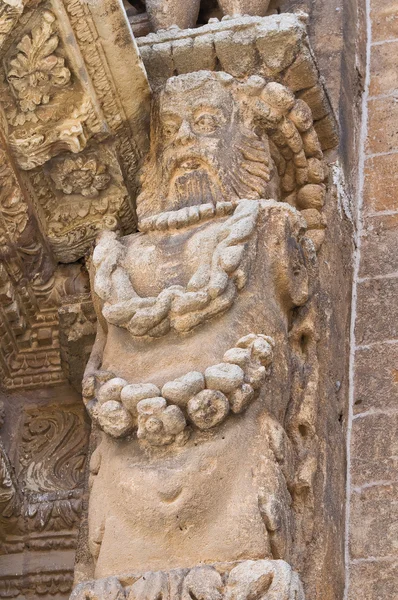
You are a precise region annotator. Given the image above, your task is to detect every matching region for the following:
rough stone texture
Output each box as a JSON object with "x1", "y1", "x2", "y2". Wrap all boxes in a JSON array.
[
  {"x1": 0, "y1": 3, "x2": 360, "y2": 600},
  {"x1": 363, "y1": 153, "x2": 398, "y2": 213},
  {"x1": 359, "y1": 213, "x2": 398, "y2": 278},
  {"x1": 347, "y1": 1, "x2": 398, "y2": 598},
  {"x1": 369, "y1": 39, "x2": 398, "y2": 96},
  {"x1": 146, "y1": 0, "x2": 201, "y2": 30},
  {"x1": 348, "y1": 560, "x2": 398, "y2": 600},
  {"x1": 350, "y1": 483, "x2": 398, "y2": 559},
  {"x1": 370, "y1": 0, "x2": 398, "y2": 42},
  {"x1": 366, "y1": 96, "x2": 398, "y2": 155},
  {"x1": 350, "y1": 413, "x2": 398, "y2": 486},
  {"x1": 356, "y1": 278, "x2": 398, "y2": 345},
  {"x1": 354, "y1": 344, "x2": 398, "y2": 414}
]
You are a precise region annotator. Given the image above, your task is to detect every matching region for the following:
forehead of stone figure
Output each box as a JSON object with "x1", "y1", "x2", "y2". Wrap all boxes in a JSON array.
[{"x1": 157, "y1": 71, "x2": 236, "y2": 137}]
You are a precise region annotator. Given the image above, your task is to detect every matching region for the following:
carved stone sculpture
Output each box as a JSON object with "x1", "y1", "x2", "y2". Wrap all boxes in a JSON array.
[{"x1": 78, "y1": 69, "x2": 326, "y2": 592}]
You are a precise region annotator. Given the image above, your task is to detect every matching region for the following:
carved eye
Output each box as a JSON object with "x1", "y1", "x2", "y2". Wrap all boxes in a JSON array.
[
  {"x1": 193, "y1": 113, "x2": 219, "y2": 134},
  {"x1": 163, "y1": 120, "x2": 180, "y2": 138}
]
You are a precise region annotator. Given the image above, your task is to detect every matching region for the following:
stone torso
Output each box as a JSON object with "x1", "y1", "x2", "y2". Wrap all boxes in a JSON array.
[{"x1": 87, "y1": 202, "x2": 304, "y2": 577}]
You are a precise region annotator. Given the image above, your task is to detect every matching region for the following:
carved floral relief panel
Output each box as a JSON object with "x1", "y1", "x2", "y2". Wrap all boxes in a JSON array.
[
  {"x1": 0, "y1": 0, "x2": 150, "y2": 264},
  {"x1": 0, "y1": 397, "x2": 90, "y2": 599},
  {"x1": 2, "y1": 7, "x2": 106, "y2": 170}
]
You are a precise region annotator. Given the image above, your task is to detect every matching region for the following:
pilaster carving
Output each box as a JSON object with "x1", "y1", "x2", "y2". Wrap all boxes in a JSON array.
[{"x1": 76, "y1": 57, "x2": 333, "y2": 592}]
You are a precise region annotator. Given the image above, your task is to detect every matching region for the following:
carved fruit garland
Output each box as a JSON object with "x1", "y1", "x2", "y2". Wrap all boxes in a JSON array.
[
  {"x1": 7, "y1": 11, "x2": 71, "y2": 124},
  {"x1": 83, "y1": 333, "x2": 275, "y2": 444}
]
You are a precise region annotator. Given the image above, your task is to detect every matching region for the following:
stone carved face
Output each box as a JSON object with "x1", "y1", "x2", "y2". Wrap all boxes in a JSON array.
[{"x1": 137, "y1": 71, "x2": 280, "y2": 220}]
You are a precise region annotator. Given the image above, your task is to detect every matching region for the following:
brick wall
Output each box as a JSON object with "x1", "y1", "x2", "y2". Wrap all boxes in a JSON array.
[{"x1": 346, "y1": 1, "x2": 398, "y2": 598}]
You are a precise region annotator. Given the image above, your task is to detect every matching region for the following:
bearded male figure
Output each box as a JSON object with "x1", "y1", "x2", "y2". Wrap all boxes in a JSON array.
[{"x1": 79, "y1": 71, "x2": 326, "y2": 597}]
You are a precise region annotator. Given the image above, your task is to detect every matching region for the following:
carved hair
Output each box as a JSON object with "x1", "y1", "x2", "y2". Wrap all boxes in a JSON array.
[{"x1": 136, "y1": 71, "x2": 325, "y2": 225}]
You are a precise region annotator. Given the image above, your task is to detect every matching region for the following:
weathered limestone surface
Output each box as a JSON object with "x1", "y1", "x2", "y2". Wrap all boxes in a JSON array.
[
  {"x1": 346, "y1": 1, "x2": 398, "y2": 599},
  {"x1": 72, "y1": 13, "x2": 352, "y2": 600},
  {"x1": 0, "y1": 2, "x2": 359, "y2": 600}
]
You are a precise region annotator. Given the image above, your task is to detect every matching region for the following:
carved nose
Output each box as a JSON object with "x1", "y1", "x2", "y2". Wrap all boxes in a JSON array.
[{"x1": 176, "y1": 120, "x2": 194, "y2": 145}]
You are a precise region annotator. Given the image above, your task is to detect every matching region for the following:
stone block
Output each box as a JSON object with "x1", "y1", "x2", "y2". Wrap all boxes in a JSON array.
[
  {"x1": 359, "y1": 213, "x2": 398, "y2": 278},
  {"x1": 349, "y1": 482, "x2": 398, "y2": 559},
  {"x1": 348, "y1": 559, "x2": 398, "y2": 600},
  {"x1": 363, "y1": 153, "x2": 398, "y2": 212},
  {"x1": 370, "y1": 39, "x2": 398, "y2": 97},
  {"x1": 214, "y1": 30, "x2": 257, "y2": 77},
  {"x1": 356, "y1": 278, "x2": 398, "y2": 345},
  {"x1": 281, "y1": 46, "x2": 319, "y2": 92},
  {"x1": 370, "y1": 0, "x2": 398, "y2": 43},
  {"x1": 366, "y1": 96, "x2": 398, "y2": 155},
  {"x1": 172, "y1": 38, "x2": 195, "y2": 74},
  {"x1": 298, "y1": 85, "x2": 329, "y2": 121},
  {"x1": 313, "y1": 116, "x2": 339, "y2": 150},
  {"x1": 354, "y1": 344, "x2": 398, "y2": 413},
  {"x1": 191, "y1": 35, "x2": 217, "y2": 71},
  {"x1": 350, "y1": 412, "x2": 398, "y2": 486}
]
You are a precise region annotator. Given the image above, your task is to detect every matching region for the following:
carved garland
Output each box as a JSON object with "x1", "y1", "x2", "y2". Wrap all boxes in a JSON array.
[
  {"x1": 84, "y1": 333, "x2": 274, "y2": 444},
  {"x1": 242, "y1": 79, "x2": 327, "y2": 248},
  {"x1": 94, "y1": 199, "x2": 260, "y2": 338},
  {"x1": 70, "y1": 559, "x2": 304, "y2": 600}
]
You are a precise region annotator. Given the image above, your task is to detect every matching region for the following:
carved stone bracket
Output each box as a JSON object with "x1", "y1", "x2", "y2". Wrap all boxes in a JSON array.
[{"x1": 0, "y1": 0, "x2": 151, "y2": 262}]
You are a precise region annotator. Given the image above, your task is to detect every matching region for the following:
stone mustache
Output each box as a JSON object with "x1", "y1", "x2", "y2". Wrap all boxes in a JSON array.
[{"x1": 76, "y1": 70, "x2": 326, "y2": 600}]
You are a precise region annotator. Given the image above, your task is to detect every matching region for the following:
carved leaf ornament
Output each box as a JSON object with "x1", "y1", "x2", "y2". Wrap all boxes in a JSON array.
[{"x1": 7, "y1": 11, "x2": 71, "y2": 122}]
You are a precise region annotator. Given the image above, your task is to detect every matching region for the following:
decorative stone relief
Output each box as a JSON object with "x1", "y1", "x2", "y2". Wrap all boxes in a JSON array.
[
  {"x1": 0, "y1": 0, "x2": 149, "y2": 386},
  {"x1": 136, "y1": 13, "x2": 338, "y2": 150},
  {"x1": 0, "y1": 0, "x2": 150, "y2": 261},
  {"x1": 71, "y1": 560, "x2": 304, "y2": 600},
  {"x1": 0, "y1": 0, "x2": 26, "y2": 51},
  {"x1": 7, "y1": 11, "x2": 71, "y2": 124},
  {"x1": 19, "y1": 405, "x2": 89, "y2": 538},
  {"x1": 0, "y1": 400, "x2": 89, "y2": 595},
  {"x1": 49, "y1": 154, "x2": 111, "y2": 199},
  {"x1": 76, "y1": 66, "x2": 326, "y2": 589},
  {"x1": 0, "y1": 4, "x2": 349, "y2": 600},
  {"x1": 86, "y1": 332, "x2": 274, "y2": 440}
]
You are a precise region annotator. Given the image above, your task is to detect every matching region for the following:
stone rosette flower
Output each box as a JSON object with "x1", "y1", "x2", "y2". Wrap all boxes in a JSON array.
[
  {"x1": 7, "y1": 11, "x2": 71, "y2": 115},
  {"x1": 50, "y1": 154, "x2": 111, "y2": 198}
]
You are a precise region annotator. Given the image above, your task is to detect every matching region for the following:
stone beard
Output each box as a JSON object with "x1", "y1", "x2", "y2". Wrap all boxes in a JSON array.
[
  {"x1": 76, "y1": 70, "x2": 326, "y2": 600},
  {"x1": 136, "y1": 72, "x2": 280, "y2": 221}
]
